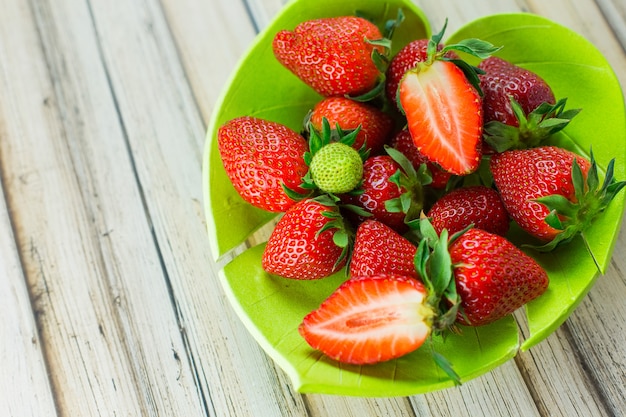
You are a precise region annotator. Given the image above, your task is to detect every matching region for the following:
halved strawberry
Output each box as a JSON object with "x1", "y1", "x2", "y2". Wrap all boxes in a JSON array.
[
  {"x1": 389, "y1": 128, "x2": 452, "y2": 189},
  {"x1": 385, "y1": 39, "x2": 458, "y2": 113},
  {"x1": 299, "y1": 274, "x2": 434, "y2": 364},
  {"x1": 399, "y1": 59, "x2": 483, "y2": 175},
  {"x1": 397, "y1": 21, "x2": 500, "y2": 175}
]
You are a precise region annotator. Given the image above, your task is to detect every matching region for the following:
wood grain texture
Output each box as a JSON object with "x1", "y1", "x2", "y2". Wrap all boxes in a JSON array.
[
  {"x1": 0, "y1": 0, "x2": 624, "y2": 415},
  {"x1": 0, "y1": 147, "x2": 58, "y2": 416}
]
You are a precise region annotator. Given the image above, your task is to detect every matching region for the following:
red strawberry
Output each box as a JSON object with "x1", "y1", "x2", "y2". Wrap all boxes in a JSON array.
[
  {"x1": 389, "y1": 128, "x2": 452, "y2": 189},
  {"x1": 218, "y1": 116, "x2": 309, "y2": 212},
  {"x1": 479, "y1": 56, "x2": 556, "y2": 126},
  {"x1": 272, "y1": 16, "x2": 385, "y2": 97},
  {"x1": 299, "y1": 274, "x2": 434, "y2": 364},
  {"x1": 262, "y1": 197, "x2": 349, "y2": 279},
  {"x1": 397, "y1": 23, "x2": 499, "y2": 175},
  {"x1": 385, "y1": 39, "x2": 457, "y2": 112},
  {"x1": 349, "y1": 220, "x2": 419, "y2": 279},
  {"x1": 399, "y1": 59, "x2": 484, "y2": 175},
  {"x1": 449, "y1": 228, "x2": 549, "y2": 326},
  {"x1": 341, "y1": 152, "x2": 426, "y2": 232},
  {"x1": 308, "y1": 96, "x2": 394, "y2": 155},
  {"x1": 490, "y1": 146, "x2": 625, "y2": 250},
  {"x1": 427, "y1": 185, "x2": 510, "y2": 236},
  {"x1": 478, "y1": 56, "x2": 580, "y2": 152}
]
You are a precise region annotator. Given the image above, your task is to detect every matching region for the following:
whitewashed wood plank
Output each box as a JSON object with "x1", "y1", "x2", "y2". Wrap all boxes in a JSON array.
[
  {"x1": 1, "y1": 0, "x2": 209, "y2": 415},
  {"x1": 560, "y1": 213, "x2": 626, "y2": 414},
  {"x1": 595, "y1": 0, "x2": 626, "y2": 48},
  {"x1": 160, "y1": 0, "x2": 259, "y2": 122},
  {"x1": 88, "y1": 0, "x2": 311, "y2": 415},
  {"x1": 411, "y1": 361, "x2": 540, "y2": 417},
  {"x1": 0, "y1": 129, "x2": 57, "y2": 417}
]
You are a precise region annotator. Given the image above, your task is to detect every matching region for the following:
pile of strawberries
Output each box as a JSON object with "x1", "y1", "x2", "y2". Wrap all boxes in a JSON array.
[{"x1": 217, "y1": 11, "x2": 625, "y2": 380}]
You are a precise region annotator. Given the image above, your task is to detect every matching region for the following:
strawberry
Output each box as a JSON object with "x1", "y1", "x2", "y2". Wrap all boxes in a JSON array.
[
  {"x1": 478, "y1": 56, "x2": 580, "y2": 152},
  {"x1": 217, "y1": 116, "x2": 309, "y2": 212},
  {"x1": 272, "y1": 16, "x2": 386, "y2": 97},
  {"x1": 426, "y1": 185, "x2": 510, "y2": 236},
  {"x1": 389, "y1": 128, "x2": 452, "y2": 189},
  {"x1": 490, "y1": 146, "x2": 625, "y2": 250},
  {"x1": 299, "y1": 274, "x2": 435, "y2": 364},
  {"x1": 448, "y1": 227, "x2": 549, "y2": 326},
  {"x1": 308, "y1": 96, "x2": 394, "y2": 155},
  {"x1": 262, "y1": 197, "x2": 350, "y2": 279},
  {"x1": 385, "y1": 39, "x2": 458, "y2": 112},
  {"x1": 349, "y1": 220, "x2": 419, "y2": 279},
  {"x1": 398, "y1": 22, "x2": 500, "y2": 175},
  {"x1": 341, "y1": 148, "x2": 430, "y2": 232}
]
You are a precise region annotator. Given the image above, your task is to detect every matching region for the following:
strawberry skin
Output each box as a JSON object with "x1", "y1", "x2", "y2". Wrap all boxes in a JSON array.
[
  {"x1": 389, "y1": 128, "x2": 452, "y2": 189},
  {"x1": 299, "y1": 274, "x2": 434, "y2": 364},
  {"x1": 262, "y1": 199, "x2": 347, "y2": 279},
  {"x1": 399, "y1": 60, "x2": 483, "y2": 175},
  {"x1": 273, "y1": 16, "x2": 384, "y2": 97},
  {"x1": 350, "y1": 220, "x2": 419, "y2": 279},
  {"x1": 341, "y1": 155, "x2": 410, "y2": 232},
  {"x1": 479, "y1": 56, "x2": 555, "y2": 126},
  {"x1": 449, "y1": 228, "x2": 549, "y2": 326},
  {"x1": 218, "y1": 116, "x2": 308, "y2": 212},
  {"x1": 490, "y1": 146, "x2": 591, "y2": 242},
  {"x1": 309, "y1": 96, "x2": 394, "y2": 155},
  {"x1": 427, "y1": 185, "x2": 510, "y2": 236}
]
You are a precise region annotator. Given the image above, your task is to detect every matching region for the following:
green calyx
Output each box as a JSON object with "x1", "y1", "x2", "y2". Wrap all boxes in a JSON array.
[
  {"x1": 350, "y1": 8, "x2": 406, "y2": 103},
  {"x1": 484, "y1": 97, "x2": 582, "y2": 153},
  {"x1": 314, "y1": 194, "x2": 355, "y2": 271},
  {"x1": 383, "y1": 145, "x2": 431, "y2": 226},
  {"x1": 425, "y1": 18, "x2": 502, "y2": 95},
  {"x1": 410, "y1": 217, "x2": 471, "y2": 386},
  {"x1": 530, "y1": 149, "x2": 626, "y2": 252}
]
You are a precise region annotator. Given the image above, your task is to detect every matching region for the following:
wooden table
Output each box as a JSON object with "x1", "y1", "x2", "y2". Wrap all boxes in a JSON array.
[{"x1": 2, "y1": 0, "x2": 625, "y2": 415}]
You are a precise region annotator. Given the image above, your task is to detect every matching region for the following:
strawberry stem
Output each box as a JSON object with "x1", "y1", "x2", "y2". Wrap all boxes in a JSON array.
[
  {"x1": 429, "y1": 340, "x2": 462, "y2": 386},
  {"x1": 528, "y1": 149, "x2": 626, "y2": 252},
  {"x1": 382, "y1": 145, "x2": 431, "y2": 225},
  {"x1": 424, "y1": 18, "x2": 501, "y2": 95},
  {"x1": 484, "y1": 97, "x2": 582, "y2": 152}
]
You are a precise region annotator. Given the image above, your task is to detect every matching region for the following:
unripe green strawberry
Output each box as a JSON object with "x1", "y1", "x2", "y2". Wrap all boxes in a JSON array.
[{"x1": 309, "y1": 142, "x2": 363, "y2": 194}]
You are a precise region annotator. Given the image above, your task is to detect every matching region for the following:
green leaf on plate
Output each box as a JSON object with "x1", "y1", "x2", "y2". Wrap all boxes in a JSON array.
[{"x1": 205, "y1": 3, "x2": 626, "y2": 396}]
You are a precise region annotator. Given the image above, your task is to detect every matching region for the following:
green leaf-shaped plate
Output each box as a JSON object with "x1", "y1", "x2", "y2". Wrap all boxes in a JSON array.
[{"x1": 203, "y1": 0, "x2": 626, "y2": 396}]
